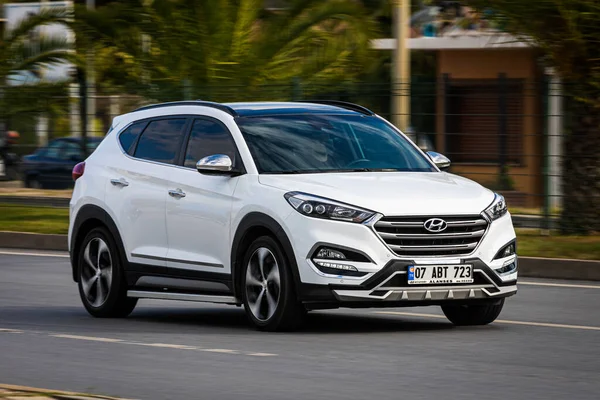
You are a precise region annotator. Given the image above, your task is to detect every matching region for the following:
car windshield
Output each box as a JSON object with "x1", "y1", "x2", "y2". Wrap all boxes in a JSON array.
[{"x1": 237, "y1": 114, "x2": 436, "y2": 174}]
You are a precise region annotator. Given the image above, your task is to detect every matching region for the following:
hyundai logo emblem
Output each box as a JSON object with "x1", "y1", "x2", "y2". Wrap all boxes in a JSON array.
[{"x1": 424, "y1": 218, "x2": 448, "y2": 233}]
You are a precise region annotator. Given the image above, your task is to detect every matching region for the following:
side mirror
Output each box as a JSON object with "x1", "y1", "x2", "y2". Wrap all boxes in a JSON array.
[
  {"x1": 426, "y1": 151, "x2": 451, "y2": 171},
  {"x1": 196, "y1": 154, "x2": 236, "y2": 175}
]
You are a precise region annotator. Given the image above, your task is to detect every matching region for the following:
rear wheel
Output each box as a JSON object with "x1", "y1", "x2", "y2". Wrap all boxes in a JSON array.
[
  {"x1": 242, "y1": 236, "x2": 305, "y2": 331},
  {"x1": 25, "y1": 177, "x2": 42, "y2": 189},
  {"x1": 77, "y1": 227, "x2": 137, "y2": 318},
  {"x1": 441, "y1": 299, "x2": 505, "y2": 326}
]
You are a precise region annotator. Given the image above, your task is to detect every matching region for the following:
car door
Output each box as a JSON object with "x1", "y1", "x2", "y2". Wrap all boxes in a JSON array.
[
  {"x1": 165, "y1": 117, "x2": 241, "y2": 275},
  {"x1": 58, "y1": 140, "x2": 85, "y2": 188},
  {"x1": 104, "y1": 117, "x2": 189, "y2": 270},
  {"x1": 38, "y1": 139, "x2": 67, "y2": 188}
]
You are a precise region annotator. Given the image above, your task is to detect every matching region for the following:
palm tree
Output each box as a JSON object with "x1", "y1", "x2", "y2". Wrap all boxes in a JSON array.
[
  {"x1": 76, "y1": 0, "x2": 378, "y2": 102},
  {"x1": 0, "y1": 7, "x2": 74, "y2": 141}
]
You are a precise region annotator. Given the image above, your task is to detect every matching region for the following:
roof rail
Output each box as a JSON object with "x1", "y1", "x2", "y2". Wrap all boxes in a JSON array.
[
  {"x1": 299, "y1": 100, "x2": 374, "y2": 116},
  {"x1": 133, "y1": 101, "x2": 238, "y2": 117}
]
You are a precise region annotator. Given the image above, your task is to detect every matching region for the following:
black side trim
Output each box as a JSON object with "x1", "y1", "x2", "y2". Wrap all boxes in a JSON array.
[
  {"x1": 133, "y1": 101, "x2": 239, "y2": 117},
  {"x1": 70, "y1": 204, "x2": 130, "y2": 282},
  {"x1": 131, "y1": 253, "x2": 223, "y2": 268},
  {"x1": 230, "y1": 212, "x2": 300, "y2": 299},
  {"x1": 132, "y1": 276, "x2": 232, "y2": 295},
  {"x1": 126, "y1": 263, "x2": 233, "y2": 291}
]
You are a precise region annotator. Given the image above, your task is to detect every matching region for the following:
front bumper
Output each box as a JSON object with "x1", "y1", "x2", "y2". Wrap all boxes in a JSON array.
[
  {"x1": 329, "y1": 258, "x2": 517, "y2": 303},
  {"x1": 283, "y1": 210, "x2": 517, "y2": 307}
]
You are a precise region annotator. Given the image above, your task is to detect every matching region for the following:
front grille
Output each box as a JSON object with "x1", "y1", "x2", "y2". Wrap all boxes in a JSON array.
[{"x1": 374, "y1": 215, "x2": 488, "y2": 257}]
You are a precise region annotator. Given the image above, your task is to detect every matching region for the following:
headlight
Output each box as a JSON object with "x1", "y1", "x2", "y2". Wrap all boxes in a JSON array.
[
  {"x1": 284, "y1": 192, "x2": 375, "y2": 223},
  {"x1": 484, "y1": 193, "x2": 508, "y2": 221}
]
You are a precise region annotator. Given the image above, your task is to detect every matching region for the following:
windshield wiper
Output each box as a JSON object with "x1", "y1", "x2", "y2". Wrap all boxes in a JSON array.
[
  {"x1": 330, "y1": 168, "x2": 402, "y2": 173},
  {"x1": 266, "y1": 169, "x2": 328, "y2": 175}
]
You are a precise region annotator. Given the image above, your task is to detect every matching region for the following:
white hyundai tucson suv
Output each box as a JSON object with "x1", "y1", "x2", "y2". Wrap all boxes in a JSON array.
[{"x1": 68, "y1": 100, "x2": 518, "y2": 331}]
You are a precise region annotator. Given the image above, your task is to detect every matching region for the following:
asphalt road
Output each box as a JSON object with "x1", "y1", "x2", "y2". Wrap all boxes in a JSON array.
[{"x1": 1, "y1": 250, "x2": 599, "y2": 400}]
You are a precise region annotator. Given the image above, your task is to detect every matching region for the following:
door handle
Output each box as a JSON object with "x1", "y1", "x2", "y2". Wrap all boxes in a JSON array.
[
  {"x1": 110, "y1": 178, "x2": 129, "y2": 187},
  {"x1": 168, "y1": 188, "x2": 186, "y2": 198}
]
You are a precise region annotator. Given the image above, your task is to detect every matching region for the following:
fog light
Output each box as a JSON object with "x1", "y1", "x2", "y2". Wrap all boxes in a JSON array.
[
  {"x1": 501, "y1": 243, "x2": 515, "y2": 258},
  {"x1": 494, "y1": 241, "x2": 516, "y2": 260},
  {"x1": 316, "y1": 248, "x2": 346, "y2": 260}
]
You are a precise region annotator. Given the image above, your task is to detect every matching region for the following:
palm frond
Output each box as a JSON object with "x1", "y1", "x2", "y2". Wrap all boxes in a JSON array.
[{"x1": 3, "y1": 7, "x2": 72, "y2": 45}]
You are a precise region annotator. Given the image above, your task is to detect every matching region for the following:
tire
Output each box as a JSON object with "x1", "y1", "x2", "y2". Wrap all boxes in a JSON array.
[
  {"x1": 25, "y1": 177, "x2": 42, "y2": 189},
  {"x1": 441, "y1": 299, "x2": 505, "y2": 326},
  {"x1": 241, "y1": 235, "x2": 306, "y2": 331},
  {"x1": 77, "y1": 227, "x2": 137, "y2": 318}
]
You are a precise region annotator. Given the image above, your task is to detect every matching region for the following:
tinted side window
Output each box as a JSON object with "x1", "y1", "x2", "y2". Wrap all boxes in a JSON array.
[
  {"x1": 62, "y1": 141, "x2": 83, "y2": 161},
  {"x1": 119, "y1": 122, "x2": 146, "y2": 155},
  {"x1": 45, "y1": 140, "x2": 65, "y2": 159},
  {"x1": 184, "y1": 119, "x2": 237, "y2": 168},
  {"x1": 133, "y1": 119, "x2": 187, "y2": 164}
]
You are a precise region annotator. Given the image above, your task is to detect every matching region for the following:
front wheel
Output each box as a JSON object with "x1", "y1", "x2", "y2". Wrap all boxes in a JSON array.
[
  {"x1": 242, "y1": 236, "x2": 305, "y2": 331},
  {"x1": 441, "y1": 299, "x2": 505, "y2": 326}
]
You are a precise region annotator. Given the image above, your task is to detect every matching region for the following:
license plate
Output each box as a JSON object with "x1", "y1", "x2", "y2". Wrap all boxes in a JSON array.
[{"x1": 407, "y1": 264, "x2": 473, "y2": 285}]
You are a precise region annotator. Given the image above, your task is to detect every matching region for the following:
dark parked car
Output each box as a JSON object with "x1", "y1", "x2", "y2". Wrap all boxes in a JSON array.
[{"x1": 21, "y1": 137, "x2": 102, "y2": 189}]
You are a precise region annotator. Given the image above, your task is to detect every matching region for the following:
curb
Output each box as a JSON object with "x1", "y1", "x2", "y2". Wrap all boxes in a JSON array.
[
  {"x1": 0, "y1": 383, "x2": 132, "y2": 400},
  {"x1": 1, "y1": 231, "x2": 599, "y2": 281},
  {"x1": 518, "y1": 256, "x2": 600, "y2": 281},
  {"x1": 0, "y1": 231, "x2": 68, "y2": 251}
]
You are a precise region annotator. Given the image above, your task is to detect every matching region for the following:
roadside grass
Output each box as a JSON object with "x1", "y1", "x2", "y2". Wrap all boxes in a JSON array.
[
  {"x1": 0, "y1": 188, "x2": 72, "y2": 198},
  {"x1": 516, "y1": 229, "x2": 600, "y2": 260},
  {"x1": 1, "y1": 203, "x2": 599, "y2": 260},
  {"x1": 0, "y1": 203, "x2": 69, "y2": 234}
]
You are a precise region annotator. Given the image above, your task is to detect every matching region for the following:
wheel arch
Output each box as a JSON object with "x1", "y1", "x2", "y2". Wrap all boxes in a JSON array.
[
  {"x1": 231, "y1": 212, "x2": 300, "y2": 300},
  {"x1": 70, "y1": 204, "x2": 127, "y2": 282}
]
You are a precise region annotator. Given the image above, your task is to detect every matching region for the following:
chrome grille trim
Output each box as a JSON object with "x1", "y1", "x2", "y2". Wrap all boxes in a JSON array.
[
  {"x1": 374, "y1": 215, "x2": 489, "y2": 257},
  {"x1": 377, "y1": 229, "x2": 485, "y2": 240}
]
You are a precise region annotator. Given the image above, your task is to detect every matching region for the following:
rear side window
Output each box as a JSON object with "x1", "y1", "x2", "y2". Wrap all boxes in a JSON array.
[
  {"x1": 183, "y1": 119, "x2": 237, "y2": 168},
  {"x1": 133, "y1": 119, "x2": 187, "y2": 164},
  {"x1": 119, "y1": 122, "x2": 146, "y2": 155}
]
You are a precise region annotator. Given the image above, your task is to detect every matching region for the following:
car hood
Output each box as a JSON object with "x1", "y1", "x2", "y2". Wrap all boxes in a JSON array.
[{"x1": 258, "y1": 172, "x2": 495, "y2": 216}]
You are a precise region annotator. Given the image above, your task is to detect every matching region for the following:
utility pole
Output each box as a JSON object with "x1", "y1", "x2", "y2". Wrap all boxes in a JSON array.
[
  {"x1": 85, "y1": 0, "x2": 95, "y2": 138},
  {"x1": 392, "y1": 0, "x2": 411, "y2": 136}
]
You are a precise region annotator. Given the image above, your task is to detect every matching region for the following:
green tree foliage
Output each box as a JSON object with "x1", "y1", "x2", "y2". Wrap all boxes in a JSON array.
[
  {"x1": 467, "y1": 0, "x2": 600, "y2": 234},
  {"x1": 0, "y1": 7, "x2": 73, "y2": 121},
  {"x1": 75, "y1": 0, "x2": 379, "y2": 101}
]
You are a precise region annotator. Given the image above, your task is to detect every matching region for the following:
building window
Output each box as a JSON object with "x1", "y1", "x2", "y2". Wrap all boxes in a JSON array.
[{"x1": 445, "y1": 79, "x2": 524, "y2": 164}]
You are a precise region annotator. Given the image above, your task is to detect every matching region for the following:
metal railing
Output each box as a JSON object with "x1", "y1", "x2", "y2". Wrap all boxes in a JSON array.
[{"x1": 1, "y1": 77, "x2": 590, "y2": 233}]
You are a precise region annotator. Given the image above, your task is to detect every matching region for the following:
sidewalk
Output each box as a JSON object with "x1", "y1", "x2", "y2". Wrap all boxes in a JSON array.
[{"x1": 0, "y1": 384, "x2": 131, "y2": 400}]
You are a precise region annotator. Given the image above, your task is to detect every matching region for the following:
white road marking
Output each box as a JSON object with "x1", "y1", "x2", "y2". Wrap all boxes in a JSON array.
[
  {"x1": 51, "y1": 334, "x2": 124, "y2": 343},
  {"x1": 124, "y1": 342, "x2": 197, "y2": 350},
  {"x1": 201, "y1": 348, "x2": 239, "y2": 354},
  {"x1": 5, "y1": 328, "x2": 278, "y2": 357},
  {"x1": 375, "y1": 311, "x2": 600, "y2": 331},
  {"x1": 0, "y1": 249, "x2": 69, "y2": 258},
  {"x1": 519, "y1": 281, "x2": 600, "y2": 289}
]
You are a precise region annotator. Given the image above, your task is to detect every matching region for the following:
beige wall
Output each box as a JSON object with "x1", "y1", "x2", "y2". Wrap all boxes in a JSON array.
[{"x1": 435, "y1": 49, "x2": 543, "y2": 207}]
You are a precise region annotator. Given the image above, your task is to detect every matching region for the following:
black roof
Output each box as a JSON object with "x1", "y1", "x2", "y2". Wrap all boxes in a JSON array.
[
  {"x1": 132, "y1": 100, "x2": 374, "y2": 117},
  {"x1": 226, "y1": 101, "x2": 373, "y2": 117}
]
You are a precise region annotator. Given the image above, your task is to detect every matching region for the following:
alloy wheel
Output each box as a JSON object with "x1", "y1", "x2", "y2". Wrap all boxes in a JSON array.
[
  {"x1": 245, "y1": 247, "x2": 281, "y2": 321},
  {"x1": 80, "y1": 238, "x2": 113, "y2": 307}
]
